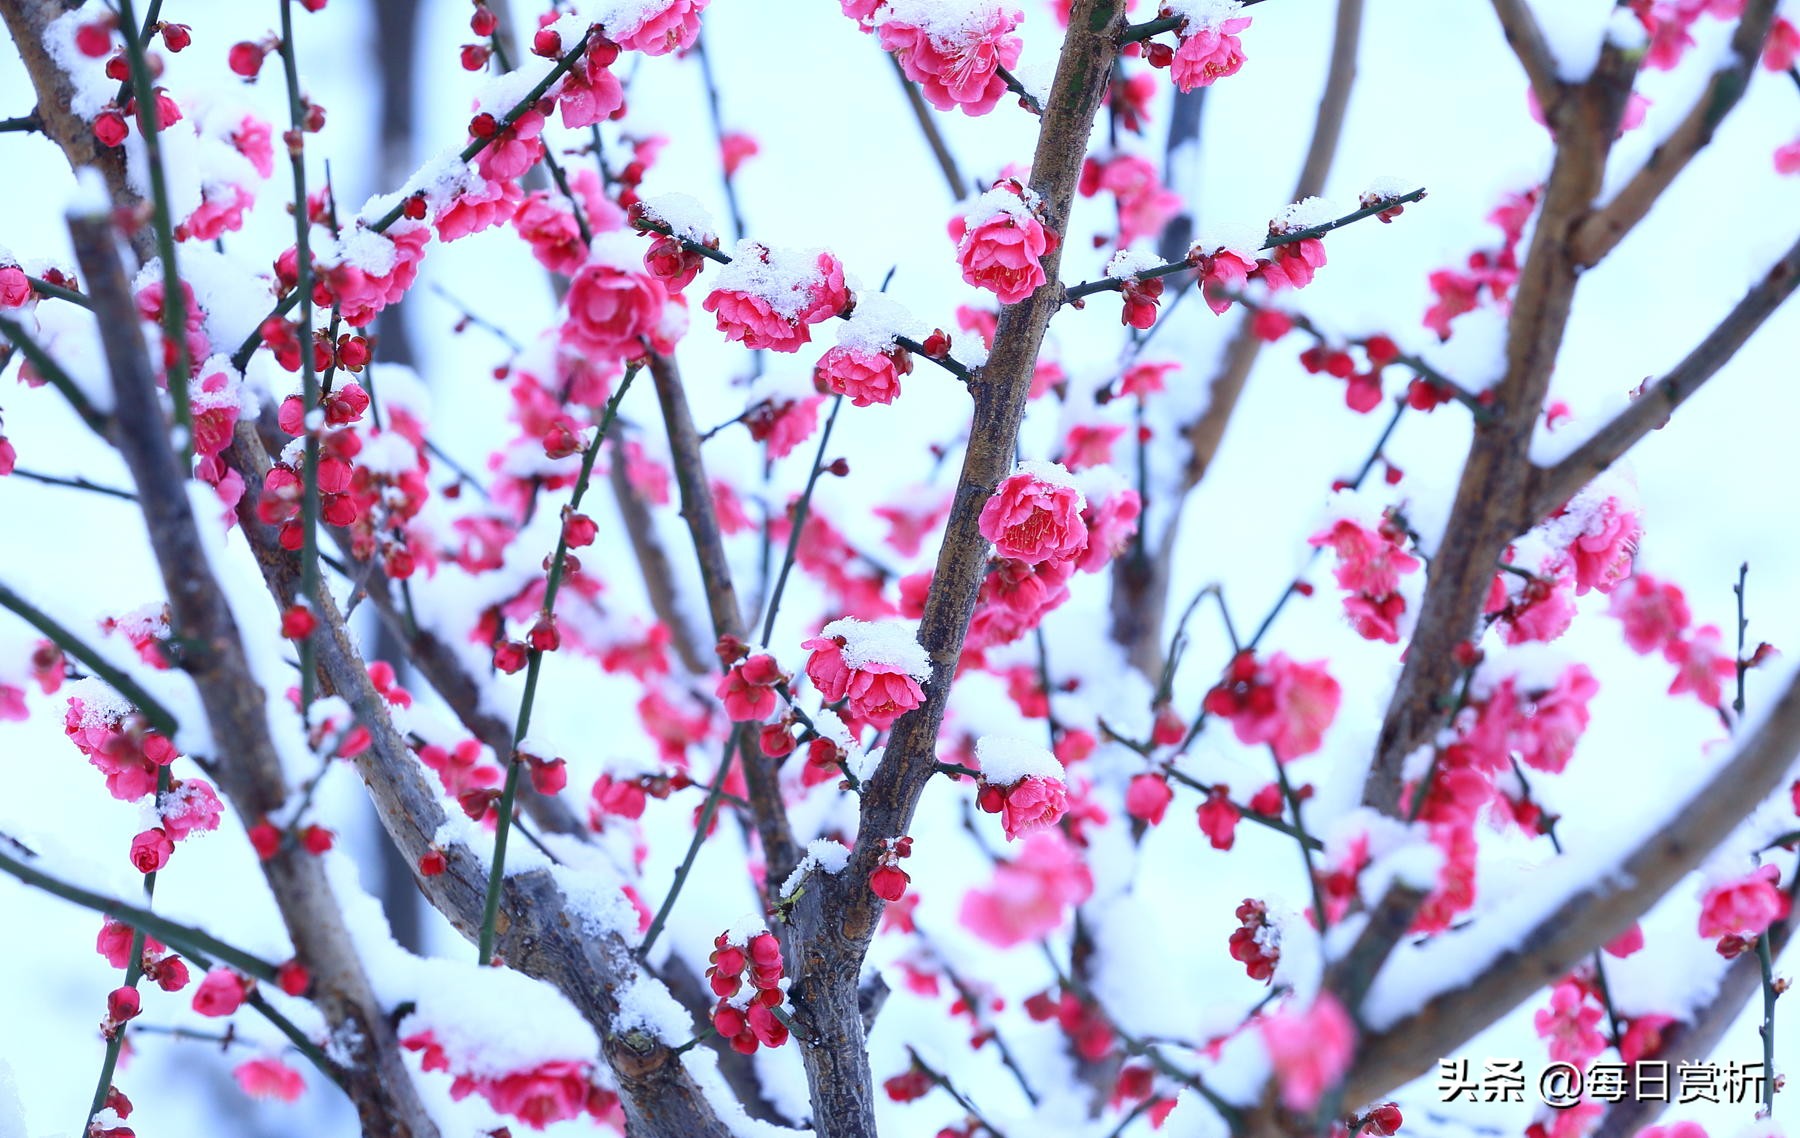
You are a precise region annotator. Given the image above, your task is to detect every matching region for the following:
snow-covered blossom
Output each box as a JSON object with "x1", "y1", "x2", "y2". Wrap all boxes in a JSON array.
[
  {"x1": 952, "y1": 181, "x2": 1056, "y2": 304},
  {"x1": 978, "y1": 460, "x2": 1087, "y2": 565}
]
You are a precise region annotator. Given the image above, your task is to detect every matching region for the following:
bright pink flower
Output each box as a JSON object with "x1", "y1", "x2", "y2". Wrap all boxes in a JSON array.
[
  {"x1": 1195, "y1": 248, "x2": 1255, "y2": 314},
  {"x1": 1196, "y1": 789, "x2": 1241, "y2": 850},
  {"x1": 717, "y1": 654, "x2": 784, "y2": 722},
  {"x1": 176, "y1": 184, "x2": 254, "y2": 243},
  {"x1": 815, "y1": 345, "x2": 908, "y2": 407},
  {"x1": 475, "y1": 109, "x2": 545, "y2": 182},
  {"x1": 959, "y1": 831, "x2": 1093, "y2": 948},
  {"x1": 1255, "y1": 238, "x2": 1327, "y2": 292},
  {"x1": 1125, "y1": 773, "x2": 1173, "y2": 825},
  {"x1": 1667, "y1": 624, "x2": 1736, "y2": 709},
  {"x1": 1204, "y1": 651, "x2": 1341, "y2": 762},
  {"x1": 0, "y1": 266, "x2": 28, "y2": 308},
  {"x1": 703, "y1": 248, "x2": 848, "y2": 353},
  {"x1": 1609, "y1": 573, "x2": 1691, "y2": 656},
  {"x1": 1699, "y1": 864, "x2": 1790, "y2": 940},
  {"x1": 613, "y1": 0, "x2": 708, "y2": 56},
  {"x1": 978, "y1": 463, "x2": 1087, "y2": 565},
  {"x1": 233, "y1": 1057, "x2": 305, "y2": 1102},
  {"x1": 322, "y1": 223, "x2": 429, "y2": 328},
  {"x1": 482, "y1": 1060, "x2": 592, "y2": 1129},
  {"x1": 1119, "y1": 360, "x2": 1179, "y2": 397},
  {"x1": 435, "y1": 177, "x2": 523, "y2": 243},
  {"x1": 1618, "y1": 1013, "x2": 1677, "y2": 1065},
  {"x1": 952, "y1": 185, "x2": 1055, "y2": 304},
  {"x1": 1776, "y1": 139, "x2": 1800, "y2": 177},
  {"x1": 1000, "y1": 775, "x2": 1068, "y2": 841},
  {"x1": 1533, "y1": 980, "x2": 1607, "y2": 1066},
  {"x1": 720, "y1": 131, "x2": 758, "y2": 177},
  {"x1": 1496, "y1": 574, "x2": 1577, "y2": 646},
  {"x1": 801, "y1": 627, "x2": 927, "y2": 730},
  {"x1": 1084, "y1": 155, "x2": 1182, "y2": 246},
  {"x1": 1062, "y1": 423, "x2": 1124, "y2": 471},
  {"x1": 514, "y1": 193, "x2": 590, "y2": 276},
  {"x1": 192, "y1": 968, "x2": 249, "y2": 1017},
  {"x1": 129, "y1": 827, "x2": 174, "y2": 873},
  {"x1": 563, "y1": 261, "x2": 667, "y2": 359},
  {"x1": 1074, "y1": 484, "x2": 1141, "y2": 574},
  {"x1": 1766, "y1": 17, "x2": 1800, "y2": 71},
  {"x1": 1170, "y1": 16, "x2": 1251, "y2": 92},
  {"x1": 590, "y1": 773, "x2": 648, "y2": 822},
  {"x1": 1566, "y1": 496, "x2": 1641, "y2": 595},
  {"x1": 1260, "y1": 993, "x2": 1355, "y2": 1111},
  {"x1": 745, "y1": 395, "x2": 823, "y2": 460},
  {"x1": 159, "y1": 778, "x2": 223, "y2": 841},
  {"x1": 231, "y1": 116, "x2": 275, "y2": 179},
  {"x1": 555, "y1": 39, "x2": 624, "y2": 129},
  {"x1": 877, "y1": 5, "x2": 1024, "y2": 115},
  {"x1": 1510, "y1": 665, "x2": 1598, "y2": 775}
]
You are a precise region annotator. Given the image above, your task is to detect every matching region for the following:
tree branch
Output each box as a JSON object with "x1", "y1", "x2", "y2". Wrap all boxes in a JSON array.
[
  {"x1": 1112, "y1": 0, "x2": 1367, "y2": 677},
  {"x1": 68, "y1": 206, "x2": 438, "y2": 1138},
  {"x1": 778, "y1": 6, "x2": 1129, "y2": 1135},
  {"x1": 1344, "y1": 660, "x2": 1800, "y2": 1106},
  {"x1": 1359, "y1": 41, "x2": 1640, "y2": 815},
  {"x1": 1489, "y1": 0, "x2": 1563, "y2": 115},
  {"x1": 1569, "y1": 0, "x2": 1779, "y2": 267},
  {"x1": 1528, "y1": 230, "x2": 1800, "y2": 520}
]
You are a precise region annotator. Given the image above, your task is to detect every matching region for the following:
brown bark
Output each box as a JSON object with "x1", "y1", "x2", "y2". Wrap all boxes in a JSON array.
[
  {"x1": 70, "y1": 210, "x2": 439, "y2": 1138},
  {"x1": 1360, "y1": 41, "x2": 1640, "y2": 815}
]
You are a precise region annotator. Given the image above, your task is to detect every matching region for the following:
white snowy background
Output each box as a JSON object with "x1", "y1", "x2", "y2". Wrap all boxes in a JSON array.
[{"x1": 1, "y1": 0, "x2": 1798, "y2": 1135}]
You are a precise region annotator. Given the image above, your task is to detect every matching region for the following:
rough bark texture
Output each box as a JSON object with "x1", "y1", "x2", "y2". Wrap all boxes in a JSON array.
[
  {"x1": 775, "y1": 6, "x2": 1127, "y2": 1135},
  {"x1": 1360, "y1": 43, "x2": 1639, "y2": 815},
  {"x1": 70, "y1": 212, "x2": 440, "y2": 1138},
  {"x1": 1345, "y1": 663, "x2": 1800, "y2": 1104},
  {"x1": 0, "y1": 0, "x2": 149, "y2": 261}
]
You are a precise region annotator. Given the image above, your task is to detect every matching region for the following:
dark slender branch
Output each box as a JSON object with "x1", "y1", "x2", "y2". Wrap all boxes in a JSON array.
[
  {"x1": 1489, "y1": 0, "x2": 1562, "y2": 114},
  {"x1": 640, "y1": 728, "x2": 743, "y2": 956},
  {"x1": 478, "y1": 365, "x2": 637, "y2": 964},
  {"x1": 0, "y1": 315, "x2": 113, "y2": 437},
  {"x1": 1570, "y1": 0, "x2": 1779, "y2": 266},
  {"x1": 5, "y1": 467, "x2": 135, "y2": 499},
  {"x1": 0, "y1": 579, "x2": 178, "y2": 734},
  {"x1": 0, "y1": 843, "x2": 279, "y2": 980},
  {"x1": 758, "y1": 395, "x2": 844, "y2": 645},
  {"x1": 0, "y1": 111, "x2": 40, "y2": 133},
  {"x1": 1528, "y1": 231, "x2": 1800, "y2": 521},
  {"x1": 24, "y1": 274, "x2": 91, "y2": 309},
  {"x1": 887, "y1": 52, "x2": 969, "y2": 200},
  {"x1": 1061, "y1": 189, "x2": 1425, "y2": 303},
  {"x1": 115, "y1": 0, "x2": 192, "y2": 467},
  {"x1": 995, "y1": 64, "x2": 1043, "y2": 115}
]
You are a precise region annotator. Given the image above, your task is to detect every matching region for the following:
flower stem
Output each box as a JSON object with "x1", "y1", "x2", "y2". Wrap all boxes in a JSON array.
[
  {"x1": 477, "y1": 364, "x2": 638, "y2": 965},
  {"x1": 0, "y1": 579, "x2": 178, "y2": 735},
  {"x1": 757, "y1": 394, "x2": 843, "y2": 646},
  {"x1": 115, "y1": 0, "x2": 192, "y2": 468},
  {"x1": 0, "y1": 841, "x2": 278, "y2": 981},
  {"x1": 1061, "y1": 188, "x2": 1426, "y2": 303},
  {"x1": 277, "y1": 0, "x2": 322, "y2": 714},
  {"x1": 639, "y1": 727, "x2": 742, "y2": 957}
]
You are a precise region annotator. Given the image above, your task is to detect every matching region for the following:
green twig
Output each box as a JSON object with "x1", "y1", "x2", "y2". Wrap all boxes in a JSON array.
[{"x1": 478, "y1": 365, "x2": 638, "y2": 964}]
